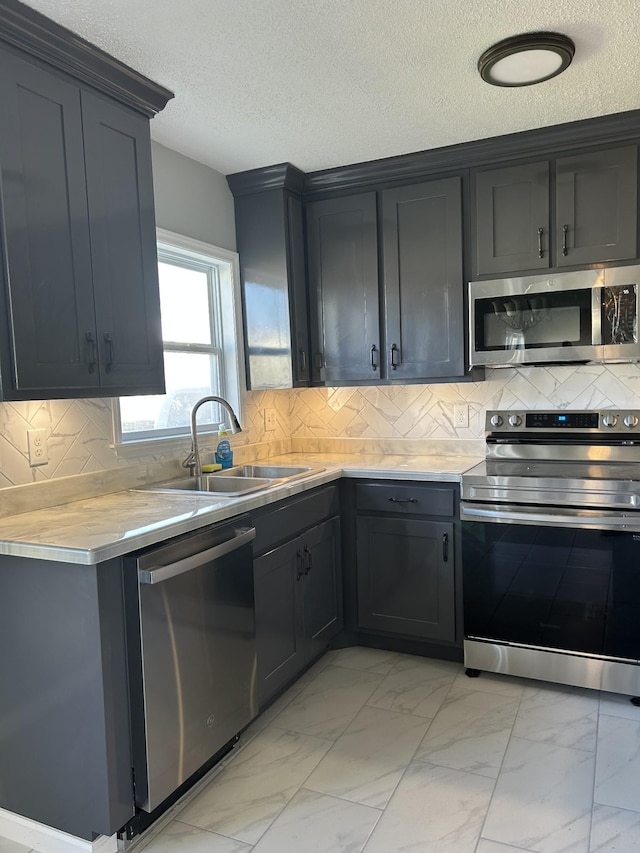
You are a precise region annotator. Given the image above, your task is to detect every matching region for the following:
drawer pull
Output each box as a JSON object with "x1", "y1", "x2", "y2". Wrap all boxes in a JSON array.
[{"x1": 388, "y1": 497, "x2": 418, "y2": 504}]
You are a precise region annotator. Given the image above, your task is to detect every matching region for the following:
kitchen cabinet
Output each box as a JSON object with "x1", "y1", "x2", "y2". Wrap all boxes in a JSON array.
[
  {"x1": 0, "y1": 24, "x2": 170, "y2": 400},
  {"x1": 228, "y1": 164, "x2": 311, "y2": 389},
  {"x1": 474, "y1": 161, "x2": 550, "y2": 276},
  {"x1": 555, "y1": 146, "x2": 637, "y2": 267},
  {"x1": 306, "y1": 179, "x2": 466, "y2": 384},
  {"x1": 0, "y1": 553, "x2": 133, "y2": 840},
  {"x1": 474, "y1": 145, "x2": 637, "y2": 276},
  {"x1": 382, "y1": 178, "x2": 464, "y2": 379},
  {"x1": 252, "y1": 485, "x2": 342, "y2": 705},
  {"x1": 306, "y1": 192, "x2": 380, "y2": 383},
  {"x1": 352, "y1": 481, "x2": 459, "y2": 644}
]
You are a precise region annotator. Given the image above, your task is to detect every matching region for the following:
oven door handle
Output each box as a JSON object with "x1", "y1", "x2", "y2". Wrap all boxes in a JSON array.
[
  {"x1": 460, "y1": 503, "x2": 633, "y2": 530},
  {"x1": 138, "y1": 527, "x2": 256, "y2": 584}
]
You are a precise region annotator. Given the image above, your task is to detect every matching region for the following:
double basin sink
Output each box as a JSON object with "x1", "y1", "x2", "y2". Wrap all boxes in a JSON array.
[{"x1": 143, "y1": 464, "x2": 325, "y2": 497}]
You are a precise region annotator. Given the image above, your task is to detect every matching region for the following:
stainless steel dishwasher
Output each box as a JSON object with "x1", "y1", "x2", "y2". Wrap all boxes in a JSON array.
[{"x1": 125, "y1": 517, "x2": 257, "y2": 813}]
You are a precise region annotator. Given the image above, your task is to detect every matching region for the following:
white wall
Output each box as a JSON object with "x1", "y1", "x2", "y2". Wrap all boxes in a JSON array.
[{"x1": 151, "y1": 141, "x2": 237, "y2": 251}]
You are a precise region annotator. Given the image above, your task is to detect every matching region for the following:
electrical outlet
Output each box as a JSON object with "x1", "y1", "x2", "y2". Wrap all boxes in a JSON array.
[
  {"x1": 454, "y1": 404, "x2": 469, "y2": 428},
  {"x1": 27, "y1": 428, "x2": 48, "y2": 466},
  {"x1": 264, "y1": 408, "x2": 277, "y2": 431}
]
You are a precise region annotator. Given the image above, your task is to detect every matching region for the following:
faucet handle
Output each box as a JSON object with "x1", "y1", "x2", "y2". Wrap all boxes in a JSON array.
[{"x1": 182, "y1": 450, "x2": 197, "y2": 475}]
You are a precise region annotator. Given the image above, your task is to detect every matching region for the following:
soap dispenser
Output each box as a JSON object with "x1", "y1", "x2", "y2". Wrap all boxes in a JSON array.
[{"x1": 214, "y1": 424, "x2": 233, "y2": 469}]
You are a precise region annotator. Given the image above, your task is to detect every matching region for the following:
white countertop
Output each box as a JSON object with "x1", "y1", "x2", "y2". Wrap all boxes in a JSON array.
[{"x1": 0, "y1": 452, "x2": 481, "y2": 564}]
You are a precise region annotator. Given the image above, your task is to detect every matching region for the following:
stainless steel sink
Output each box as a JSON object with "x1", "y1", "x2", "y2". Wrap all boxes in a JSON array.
[
  {"x1": 213, "y1": 464, "x2": 319, "y2": 480},
  {"x1": 142, "y1": 475, "x2": 275, "y2": 496},
  {"x1": 138, "y1": 464, "x2": 324, "y2": 497}
]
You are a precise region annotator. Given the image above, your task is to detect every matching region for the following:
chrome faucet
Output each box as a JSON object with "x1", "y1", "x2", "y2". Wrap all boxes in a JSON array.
[{"x1": 182, "y1": 396, "x2": 242, "y2": 480}]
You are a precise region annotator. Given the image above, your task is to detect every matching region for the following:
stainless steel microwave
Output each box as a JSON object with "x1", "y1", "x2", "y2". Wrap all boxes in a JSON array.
[{"x1": 469, "y1": 265, "x2": 640, "y2": 368}]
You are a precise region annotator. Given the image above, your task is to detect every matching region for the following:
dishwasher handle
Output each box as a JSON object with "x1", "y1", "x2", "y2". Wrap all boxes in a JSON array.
[{"x1": 138, "y1": 526, "x2": 256, "y2": 585}]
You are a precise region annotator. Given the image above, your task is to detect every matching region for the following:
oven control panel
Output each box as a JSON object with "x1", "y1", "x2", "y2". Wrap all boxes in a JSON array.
[{"x1": 485, "y1": 409, "x2": 640, "y2": 433}]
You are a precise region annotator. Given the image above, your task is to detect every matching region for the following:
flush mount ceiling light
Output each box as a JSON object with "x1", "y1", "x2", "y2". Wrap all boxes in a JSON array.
[{"x1": 478, "y1": 32, "x2": 575, "y2": 87}]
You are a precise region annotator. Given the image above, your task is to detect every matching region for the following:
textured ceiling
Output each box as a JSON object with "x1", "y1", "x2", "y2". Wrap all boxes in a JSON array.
[{"x1": 20, "y1": 0, "x2": 640, "y2": 175}]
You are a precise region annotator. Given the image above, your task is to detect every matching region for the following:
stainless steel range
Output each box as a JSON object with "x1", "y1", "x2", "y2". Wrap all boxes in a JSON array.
[{"x1": 461, "y1": 409, "x2": 640, "y2": 696}]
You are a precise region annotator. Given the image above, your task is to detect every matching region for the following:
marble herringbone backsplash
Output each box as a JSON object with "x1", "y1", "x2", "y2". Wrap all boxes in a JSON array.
[
  {"x1": 2, "y1": 364, "x2": 640, "y2": 488},
  {"x1": 0, "y1": 389, "x2": 291, "y2": 488},
  {"x1": 290, "y1": 363, "x2": 640, "y2": 442}
]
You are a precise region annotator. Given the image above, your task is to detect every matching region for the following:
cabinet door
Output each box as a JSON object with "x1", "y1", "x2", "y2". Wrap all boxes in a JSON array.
[
  {"x1": 82, "y1": 92, "x2": 165, "y2": 394},
  {"x1": 301, "y1": 516, "x2": 342, "y2": 661},
  {"x1": 475, "y1": 162, "x2": 550, "y2": 275},
  {"x1": 307, "y1": 193, "x2": 380, "y2": 383},
  {"x1": 254, "y1": 536, "x2": 305, "y2": 706},
  {"x1": 235, "y1": 188, "x2": 309, "y2": 390},
  {"x1": 0, "y1": 49, "x2": 99, "y2": 396},
  {"x1": 286, "y1": 193, "x2": 311, "y2": 385},
  {"x1": 357, "y1": 516, "x2": 455, "y2": 642},
  {"x1": 382, "y1": 178, "x2": 464, "y2": 379},
  {"x1": 556, "y1": 146, "x2": 638, "y2": 267}
]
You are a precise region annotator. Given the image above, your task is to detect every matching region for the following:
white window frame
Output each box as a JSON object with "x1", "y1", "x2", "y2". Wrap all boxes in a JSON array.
[{"x1": 111, "y1": 228, "x2": 245, "y2": 455}]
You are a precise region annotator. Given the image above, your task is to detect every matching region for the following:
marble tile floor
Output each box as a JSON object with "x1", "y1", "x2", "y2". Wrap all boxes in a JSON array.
[{"x1": 3, "y1": 646, "x2": 640, "y2": 853}]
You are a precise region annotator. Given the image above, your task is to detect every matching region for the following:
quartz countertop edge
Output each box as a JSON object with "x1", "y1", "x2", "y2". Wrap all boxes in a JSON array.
[{"x1": 0, "y1": 453, "x2": 482, "y2": 565}]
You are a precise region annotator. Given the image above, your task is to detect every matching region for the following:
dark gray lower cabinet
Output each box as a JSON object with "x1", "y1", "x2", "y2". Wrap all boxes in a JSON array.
[
  {"x1": 0, "y1": 555, "x2": 132, "y2": 840},
  {"x1": 254, "y1": 516, "x2": 341, "y2": 706},
  {"x1": 357, "y1": 516, "x2": 455, "y2": 641},
  {"x1": 353, "y1": 481, "x2": 459, "y2": 645}
]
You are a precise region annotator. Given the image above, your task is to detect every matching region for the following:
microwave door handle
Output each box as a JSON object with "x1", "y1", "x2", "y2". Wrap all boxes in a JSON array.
[{"x1": 592, "y1": 285, "x2": 603, "y2": 346}]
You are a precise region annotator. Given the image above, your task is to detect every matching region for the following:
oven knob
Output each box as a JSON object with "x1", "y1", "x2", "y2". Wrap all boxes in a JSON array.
[
  {"x1": 490, "y1": 415, "x2": 503, "y2": 428},
  {"x1": 602, "y1": 414, "x2": 618, "y2": 428},
  {"x1": 508, "y1": 414, "x2": 522, "y2": 427},
  {"x1": 624, "y1": 414, "x2": 639, "y2": 428}
]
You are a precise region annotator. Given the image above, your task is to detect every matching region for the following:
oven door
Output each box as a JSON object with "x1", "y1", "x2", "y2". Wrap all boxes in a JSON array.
[
  {"x1": 461, "y1": 502, "x2": 640, "y2": 662},
  {"x1": 469, "y1": 271, "x2": 602, "y2": 367}
]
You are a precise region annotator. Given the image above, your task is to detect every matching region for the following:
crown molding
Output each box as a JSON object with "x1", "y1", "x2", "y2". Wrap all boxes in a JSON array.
[{"x1": 0, "y1": 0, "x2": 173, "y2": 116}]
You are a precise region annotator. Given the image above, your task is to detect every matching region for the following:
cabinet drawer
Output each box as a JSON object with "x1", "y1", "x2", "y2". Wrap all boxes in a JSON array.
[
  {"x1": 253, "y1": 484, "x2": 340, "y2": 555},
  {"x1": 355, "y1": 482, "x2": 454, "y2": 517}
]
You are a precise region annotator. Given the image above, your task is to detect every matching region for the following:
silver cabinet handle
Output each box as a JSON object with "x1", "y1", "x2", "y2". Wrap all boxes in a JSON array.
[
  {"x1": 537, "y1": 227, "x2": 544, "y2": 258},
  {"x1": 138, "y1": 527, "x2": 256, "y2": 584},
  {"x1": 442, "y1": 532, "x2": 449, "y2": 562},
  {"x1": 370, "y1": 344, "x2": 378, "y2": 371},
  {"x1": 390, "y1": 343, "x2": 400, "y2": 370},
  {"x1": 562, "y1": 224, "x2": 569, "y2": 256},
  {"x1": 85, "y1": 330, "x2": 97, "y2": 374}
]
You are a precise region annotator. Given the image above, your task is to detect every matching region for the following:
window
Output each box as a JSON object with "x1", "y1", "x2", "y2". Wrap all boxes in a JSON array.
[{"x1": 113, "y1": 229, "x2": 244, "y2": 447}]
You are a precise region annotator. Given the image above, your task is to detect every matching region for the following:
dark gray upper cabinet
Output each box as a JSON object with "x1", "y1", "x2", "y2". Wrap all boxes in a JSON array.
[
  {"x1": 227, "y1": 165, "x2": 310, "y2": 390},
  {"x1": 0, "y1": 49, "x2": 100, "y2": 395},
  {"x1": 82, "y1": 92, "x2": 164, "y2": 392},
  {"x1": 474, "y1": 162, "x2": 550, "y2": 276},
  {"x1": 555, "y1": 146, "x2": 638, "y2": 267},
  {"x1": 382, "y1": 178, "x2": 464, "y2": 379},
  {"x1": 0, "y1": 6, "x2": 171, "y2": 401},
  {"x1": 306, "y1": 192, "x2": 380, "y2": 383},
  {"x1": 474, "y1": 146, "x2": 638, "y2": 277}
]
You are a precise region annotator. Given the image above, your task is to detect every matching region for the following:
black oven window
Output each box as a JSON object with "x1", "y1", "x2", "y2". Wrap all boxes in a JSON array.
[
  {"x1": 475, "y1": 288, "x2": 593, "y2": 352},
  {"x1": 463, "y1": 521, "x2": 640, "y2": 660}
]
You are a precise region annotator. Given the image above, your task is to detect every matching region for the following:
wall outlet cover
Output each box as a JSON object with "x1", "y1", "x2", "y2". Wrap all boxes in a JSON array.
[
  {"x1": 454, "y1": 404, "x2": 469, "y2": 428},
  {"x1": 27, "y1": 428, "x2": 48, "y2": 466},
  {"x1": 264, "y1": 408, "x2": 277, "y2": 431}
]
